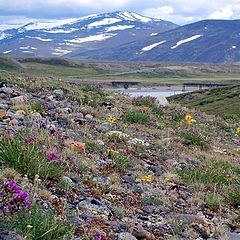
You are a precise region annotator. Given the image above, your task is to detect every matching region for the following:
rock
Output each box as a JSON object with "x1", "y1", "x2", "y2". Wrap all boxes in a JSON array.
[
  {"x1": 131, "y1": 223, "x2": 156, "y2": 240},
  {"x1": 85, "y1": 114, "x2": 94, "y2": 121},
  {"x1": 0, "y1": 230, "x2": 24, "y2": 240},
  {"x1": 1, "y1": 87, "x2": 13, "y2": 95},
  {"x1": 62, "y1": 176, "x2": 75, "y2": 186},
  {"x1": 30, "y1": 112, "x2": 42, "y2": 119},
  {"x1": 53, "y1": 89, "x2": 64, "y2": 96},
  {"x1": 118, "y1": 232, "x2": 137, "y2": 240},
  {"x1": 15, "y1": 110, "x2": 26, "y2": 115},
  {"x1": 0, "y1": 104, "x2": 9, "y2": 110},
  {"x1": 228, "y1": 232, "x2": 240, "y2": 240},
  {"x1": 9, "y1": 119, "x2": 19, "y2": 125},
  {"x1": 77, "y1": 197, "x2": 112, "y2": 219},
  {"x1": 155, "y1": 96, "x2": 169, "y2": 107},
  {"x1": 0, "y1": 109, "x2": 6, "y2": 118},
  {"x1": 175, "y1": 214, "x2": 206, "y2": 225},
  {"x1": 64, "y1": 139, "x2": 86, "y2": 154},
  {"x1": 11, "y1": 95, "x2": 27, "y2": 105}
]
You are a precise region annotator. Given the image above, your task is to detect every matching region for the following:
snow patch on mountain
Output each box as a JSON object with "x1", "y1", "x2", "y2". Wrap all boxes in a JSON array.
[
  {"x1": 171, "y1": 35, "x2": 202, "y2": 49},
  {"x1": 142, "y1": 41, "x2": 166, "y2": 51},
  {"x1": 106, "y1": 25, "x2": 135, "y2": 32},
  {"x1": 0, "y1": 33, "x2": 10, "y2": 40},
  {"x1": 88, "y1": 18, "x2": 122, "y2": 28},
  {"x1": 3, "y1": 50, "x2": 12, "y2": 54},
  {"x1": 118, "y1": 11, "x2": 152, "y2": 23},
  {"x1": 43, "y1": 28, "x2": 78, "y2": 33},
  {"x1": 67, "y1": 34, "x2": 116, "y2": 43},
  {"x1": 52, "y1": 49, "x2": 72, "y2": 56},
  {"x1": 150, "y1": 33, "x2": 158, "y2": 36},
  {"x1": 26, "y1": 36, "x2": 53, "y2": 41}
]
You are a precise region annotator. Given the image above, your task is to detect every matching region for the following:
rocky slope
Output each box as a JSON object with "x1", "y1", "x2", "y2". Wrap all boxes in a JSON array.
[{"x1": 0, "y1": 71, "x2": 239, "y2": 239}]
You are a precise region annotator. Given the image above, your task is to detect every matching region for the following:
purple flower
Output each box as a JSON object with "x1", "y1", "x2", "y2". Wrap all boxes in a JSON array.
[
  {"x1": 47, "y1": 152, "x2": 57, "y2": 161},
  {"x1": 20, "y1": 192, "x2": 29, "y2": 199}
]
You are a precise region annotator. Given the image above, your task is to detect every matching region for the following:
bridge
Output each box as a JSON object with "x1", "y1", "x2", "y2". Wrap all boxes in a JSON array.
[
  {"x1": 111, "y1": 81, "x2": 140, "y2": 89},
  {"x1": 182, "y1": 83, "x2": 228, "y2": 91}
]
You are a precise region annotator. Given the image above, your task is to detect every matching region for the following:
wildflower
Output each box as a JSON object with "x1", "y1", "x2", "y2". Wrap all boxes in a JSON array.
[
  {"x1": 47, "y1": 152, "x2": 58, "y2": 162},
  {"x1": 185, "y1": 115, "x2": 193, "y2": 121},
  {"x1": 27, "y1": 225, "x2": 33, "y2": 229},
  {"x1": 237, "y1": 127, "x2": 240, "y2": 134},
  {"x1": 108, "y1": 115, "x2": 117, "y2": 124},
  {"x1": 187, "y1": 119, "x2": 196, "y2": 125},
  {"x1": 136, "y1": 174, "x2": 153, "y2": 183},
  {"x1": 0, "y1": 181, "x2": 31, "y2": 215}
]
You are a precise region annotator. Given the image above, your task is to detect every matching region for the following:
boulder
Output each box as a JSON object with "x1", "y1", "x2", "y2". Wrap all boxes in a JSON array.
[
  {"x1": 118, "y1": 232, "x2": 137, "y2": 240},
  {"x1": 155, "y1": 96, "x2": 169, "y2": 107},
  {"x1": 0, "y1": 230, "x2": 24, "y2": 240},
  {"x1": 0, "y1": 109, "x2": 6, "y2": 118}
]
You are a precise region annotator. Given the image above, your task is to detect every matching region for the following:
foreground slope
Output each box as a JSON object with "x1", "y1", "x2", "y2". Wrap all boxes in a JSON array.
[{"x1": 0, "y1": 70, "x2": 239, "y2": 239}]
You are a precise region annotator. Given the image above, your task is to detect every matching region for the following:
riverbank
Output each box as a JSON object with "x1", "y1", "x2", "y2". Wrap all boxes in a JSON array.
[{"x1": 109, "y1": 85, "x2": 208, "y2": 97}]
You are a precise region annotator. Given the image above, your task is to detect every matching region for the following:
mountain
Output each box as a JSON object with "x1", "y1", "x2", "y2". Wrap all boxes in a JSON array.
[
  {"x1": 76, "y1": 19, "x2": 240, "y2": 63},
  {"x1": 0, "y1": 11, "x2": 178, "y2": 57}
]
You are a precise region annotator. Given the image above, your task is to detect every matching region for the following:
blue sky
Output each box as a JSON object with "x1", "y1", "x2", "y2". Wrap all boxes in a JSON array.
[{"x1": 0, "y1": 0, "x2": 240, "y2": 25}]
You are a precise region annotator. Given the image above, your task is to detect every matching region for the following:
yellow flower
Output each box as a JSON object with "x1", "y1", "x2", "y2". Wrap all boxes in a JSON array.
[
  {"x1": 237, "y1": 127, "x2": 240, "y2": 133},
  {"x1": 185, "y1": 115, "x2": 193, "y2": 121},
  {"x1": 108, "y1": 115, "x2": 117, "y2": 124},
  {"x1": 188, "y1": 119, "x2": 196, "y2": 125}
]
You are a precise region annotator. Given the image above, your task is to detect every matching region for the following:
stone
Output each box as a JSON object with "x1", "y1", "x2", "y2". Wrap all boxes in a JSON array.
[
  {"x1": 64, "y1": 139, "x2": 86, "y2": 155},
  {"x1": 85, "y1": 114, "x2": 94, "y2": 121},
  {"x1": 53, "y1": 89, "x2": 64, "y2": 96},
  {"x1": 0, "y1": 109, "x2": 6, "y2": 118},
  {"x1": 228, "y1": 232, "x2": 240, "y2": 240},
  {"x1": 77, "y1": 197, "x2": 112, "y2": 219},
  {"x1": 118, "y1": 232, "x2": 137, "y2": 240},
  {"x1": 0, "y1": 230, "x2": 24, "y2": 240},
  {"x1": 130, "y1": 223, "x2": 156, "y2": 240},
  {"x1": 1, "y1": 87, "x2": 13, "y2": 95},
  {"x1": 15, "y1": 110, "x2": 26, "y2": 115},
  {"x1": 155, "y1": 96, "x2": 169, "y2": 107},
  {"x1": 11, "y1": 95, "x2": 27, "y2": 105},
  {"x1": 9, "y1": 119, "x2": 18, "y2": 125},
  {"x1": 62, "y1": 176, "x2": 75, "y2": 186},
  {"x1": 0, "y1": 104, "x2": 9, "y2": 110}
]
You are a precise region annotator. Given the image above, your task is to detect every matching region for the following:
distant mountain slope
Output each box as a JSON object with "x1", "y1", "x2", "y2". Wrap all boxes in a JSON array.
[
  {"x1": 76, "y1": 19, "x2": 240, "y2": 63},
  {"x1": 0, "y1": 11, "x2": 178, "y2": 58}
]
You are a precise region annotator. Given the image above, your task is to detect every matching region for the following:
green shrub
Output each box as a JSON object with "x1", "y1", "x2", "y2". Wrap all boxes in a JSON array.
[
  {"x1": 113, "y1": 205, "x2": 126, "y2": 219},
  {"x1": 224, "y1": 114, "x2": 239, "y2": 121},
  {"x1": 172, "y1": 113, "x2": 185, "y2": 122},
  {"x1": 82, "y1": 85, "x2": 107, "y2": 96},
  {"x1": 133, "y1": 96, "x2": 156, "y2": 108},
  {"x1": 114, "y1": 156, "x2": 130, "y2": 171},
  {"x1": 0, "y1": 136, "x2": 64, "y2": 179},
  {"x1": 225, "y1": 188, "x2": 240, "y2": 208},
  {"x1": 139, "y1": 191, "x2": 163, "y2": 206},
  {"x1": 177, "y1": 161, "x2": 239, "y2": 188},
  {"x1": 181, "y1": 131, "x2": 208, "y2": 149},
  {"x1": 205, "y1": 194, "x2": 222, "y2": 211},
  {"x1": 122, "y1": 110, "x2": 149, "y2": 124},
  {"x1": 0, "y1": 204, "x2": 74, "y2": 240},
  {"x1": 29, "y1": 100, "x2": 45, "y2": 113}
]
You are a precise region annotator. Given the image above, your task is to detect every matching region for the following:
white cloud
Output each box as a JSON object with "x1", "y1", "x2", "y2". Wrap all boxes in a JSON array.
[
  {"x1": 208, "y1": 5, "x2": 234, "y2": 19},
  {"x1": 0, "y1": 0, "x2": 240, "y2": 24}
]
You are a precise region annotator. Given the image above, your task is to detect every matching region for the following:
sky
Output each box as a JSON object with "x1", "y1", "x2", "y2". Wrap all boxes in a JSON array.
[{"x1": 0, "y1": 0, "x2": 240, "y2": 26}]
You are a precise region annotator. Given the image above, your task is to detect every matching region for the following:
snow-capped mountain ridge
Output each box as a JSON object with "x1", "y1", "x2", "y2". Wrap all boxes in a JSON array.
[{"x1": 0, "y1": 11, "x2": 178, "y2": 57}]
